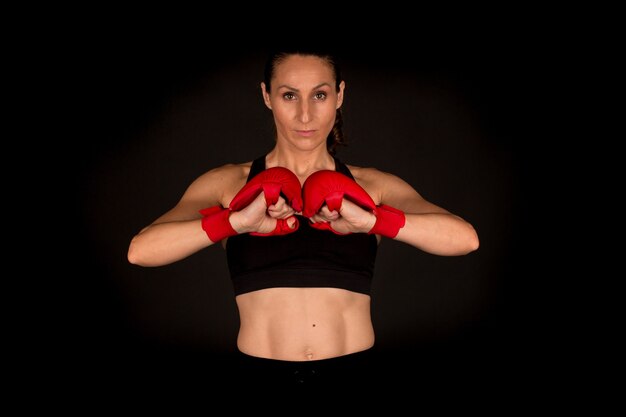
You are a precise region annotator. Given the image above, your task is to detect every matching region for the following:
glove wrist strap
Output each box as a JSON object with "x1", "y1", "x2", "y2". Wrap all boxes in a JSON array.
[
  {"x1": 369, "y1": 204, "x2": 406, "y2": 238},
  {"x1": 199, "y1": 206, "x2": 238, "y2": 242}
]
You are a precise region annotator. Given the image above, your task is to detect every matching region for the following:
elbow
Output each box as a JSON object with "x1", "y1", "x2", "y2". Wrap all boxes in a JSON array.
[
  {"x1": 127, "y1": 241, "x2": 141, "y2": 265},
  {"x1": 464, "y1": 225, "x2": 480, "y2": 254},
  {"x1": 450, "y1": 224, "x2": 479, "y2": 256},
  {"x1": 127, "y1": 236, "x2": 149, "y2": 266},
  {"x1": 127, "y1": 234, "x2": 172, "y2": 267},
  {"x1": 468, "y1": 231, "x2": 480, "y2": 253}
]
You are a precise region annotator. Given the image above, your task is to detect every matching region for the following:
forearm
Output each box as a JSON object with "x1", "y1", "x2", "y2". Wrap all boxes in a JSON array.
[
  {"x1": 393, "y1": 213, "x2": 479, "y2": 256},
  {"x1": 128, "y1": 219, "x2": 215, "y2": 266}
]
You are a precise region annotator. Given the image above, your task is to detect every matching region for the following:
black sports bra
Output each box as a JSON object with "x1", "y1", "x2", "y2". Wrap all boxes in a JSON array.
[{"x1": 225, "y1": 155, "x2": 378, "y2": 296}]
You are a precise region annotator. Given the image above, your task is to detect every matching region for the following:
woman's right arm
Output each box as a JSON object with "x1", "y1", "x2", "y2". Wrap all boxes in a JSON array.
[{"x1": 127, "y1": 165, "x2": 242, "y2": 267}]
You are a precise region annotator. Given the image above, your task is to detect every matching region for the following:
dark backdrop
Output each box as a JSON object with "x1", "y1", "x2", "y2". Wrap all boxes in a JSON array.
[{"x1": 67, "y1": 39, "x2": 536, "y2": 389}]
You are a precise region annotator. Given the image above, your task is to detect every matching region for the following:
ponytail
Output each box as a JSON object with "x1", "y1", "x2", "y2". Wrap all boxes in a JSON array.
[{"x1": 327, "y1": 108, "x2": 345, "y2": 155}]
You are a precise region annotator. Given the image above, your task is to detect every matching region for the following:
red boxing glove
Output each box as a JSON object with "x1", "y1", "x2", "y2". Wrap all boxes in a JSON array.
[
  {"x1": 230, "y1": 166, "x2": 302, "y2": 236},
  {"x1": 229, "y1": 167, "x2": 303, "y2": 213},
  {"x1": 200, "y1": 167, "x2": 302, "y2": 241},
  {"x1": 302, "y1": 170, "x2": 405, "y2": 238}
]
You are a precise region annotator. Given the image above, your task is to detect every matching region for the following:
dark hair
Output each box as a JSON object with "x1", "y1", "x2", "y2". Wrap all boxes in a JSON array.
[{"x1": 263, "y1": 49, "x2": 345, "y2": 155}]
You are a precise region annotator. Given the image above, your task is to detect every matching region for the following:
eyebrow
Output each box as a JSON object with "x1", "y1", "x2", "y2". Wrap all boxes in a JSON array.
[{"x1": 276, "y1": 82, "x2": 332, "y2": 92}]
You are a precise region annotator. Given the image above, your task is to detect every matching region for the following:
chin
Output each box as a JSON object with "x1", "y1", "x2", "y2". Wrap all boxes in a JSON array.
[{"x1": 292, "y1": 140, "x2": 326, "y2": 152}]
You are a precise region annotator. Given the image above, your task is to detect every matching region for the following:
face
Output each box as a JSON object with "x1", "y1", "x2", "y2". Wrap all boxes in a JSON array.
[{"x1": 261, "y1": 55, "x2": 345, "y2": 152}]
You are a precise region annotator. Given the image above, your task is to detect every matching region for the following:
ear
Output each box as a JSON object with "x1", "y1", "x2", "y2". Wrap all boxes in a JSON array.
[
  {"x1": 336, "y1": 81, "x2": 345, "y2": 109},
  {"x1": 261, "y1": 82, "x2": 272, "y2": 110}
]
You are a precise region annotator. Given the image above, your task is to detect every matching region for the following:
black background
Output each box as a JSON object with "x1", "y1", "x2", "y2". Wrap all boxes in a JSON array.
[{"x1": 58, "y1": 32, "x2": 544, "y2": 392}]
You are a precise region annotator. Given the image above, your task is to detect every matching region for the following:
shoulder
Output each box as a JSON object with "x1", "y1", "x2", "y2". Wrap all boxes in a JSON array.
[
  {"x1": 192, "y1": 161, "x2": 251, "y2": 188},
  {"x1": 346, "y1": 164, "x2": 410, "y2": 204},
  {"x1": 348, "y1": 165, "x2": 422, "y2": 204},
  {"x1": 183, "y1": 161, "x2": 252, "y2": 205},
  {"x1": 347, "y1": 164, "x2": 406, "y2": 187},
  {"x1": 346, "y1": 162, "x2": 451, "y2": 214},
  {"x1": 347, "y1": 164, "x2": 388, "y2": 181}
]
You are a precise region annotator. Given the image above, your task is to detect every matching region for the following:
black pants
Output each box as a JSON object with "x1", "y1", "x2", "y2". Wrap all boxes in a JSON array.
[{"x1": 234, "y1": 349, "x2": 375, "y2": 391}]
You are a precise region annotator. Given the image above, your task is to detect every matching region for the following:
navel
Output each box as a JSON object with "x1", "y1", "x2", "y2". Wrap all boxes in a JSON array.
[{"x1": 304, "y1": 348, "x2": 314, "y2": 361}]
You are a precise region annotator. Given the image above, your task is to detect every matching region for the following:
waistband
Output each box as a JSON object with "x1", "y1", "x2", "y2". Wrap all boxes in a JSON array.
[
  {"x1": 235, "y1": 348, "x2": 374, "y2": 388},
  {"x1": 238, "y1": 348, "x2": 372, "y2": 368}
]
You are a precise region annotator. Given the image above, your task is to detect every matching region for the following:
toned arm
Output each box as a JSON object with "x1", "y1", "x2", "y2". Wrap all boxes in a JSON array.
[
  {"x1": 357, "y1": 168, "x2": 479, "y2": 256},
  {"x1": 127, "y1": 164, "x2": 246, "y2": 266}
]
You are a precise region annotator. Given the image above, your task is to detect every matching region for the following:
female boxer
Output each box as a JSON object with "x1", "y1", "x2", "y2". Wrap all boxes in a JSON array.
[{"x1": 128, "y1": 49, "x2": 479, "y2": 388}]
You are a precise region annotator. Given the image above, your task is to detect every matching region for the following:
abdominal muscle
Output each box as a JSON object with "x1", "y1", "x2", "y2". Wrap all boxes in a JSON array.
[{"x1": 235, "y1": 287, "x2": 375, "y2": 361}]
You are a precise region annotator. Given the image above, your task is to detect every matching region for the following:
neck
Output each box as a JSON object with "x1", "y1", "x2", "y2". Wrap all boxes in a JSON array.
[{"x1": 266, "y1": 145, "x2": 335, "y2": 178}]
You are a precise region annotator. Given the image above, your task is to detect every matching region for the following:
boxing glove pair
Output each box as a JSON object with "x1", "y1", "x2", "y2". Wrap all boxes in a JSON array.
[{"x1": 200, "y1": 167, "x2": 405, "y2": 242}]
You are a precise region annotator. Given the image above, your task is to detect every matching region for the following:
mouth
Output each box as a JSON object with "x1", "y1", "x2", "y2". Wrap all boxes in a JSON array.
[{"x1": 295, "y1": 130, "x2": 317, "y2": 138}]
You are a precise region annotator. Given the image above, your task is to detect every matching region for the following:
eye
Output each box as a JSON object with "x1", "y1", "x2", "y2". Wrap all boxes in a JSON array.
[
  {"x1": 314, "y1": 91, "x2": 327, "y2": 100},
  {"x1": 282, "y1": 92, "x2": 296, "y2": 100}
]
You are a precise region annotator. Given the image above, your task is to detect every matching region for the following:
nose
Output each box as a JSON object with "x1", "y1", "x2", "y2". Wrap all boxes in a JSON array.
[{"x1": 297, "y1": 100, "x2": 311, "y2": 124}]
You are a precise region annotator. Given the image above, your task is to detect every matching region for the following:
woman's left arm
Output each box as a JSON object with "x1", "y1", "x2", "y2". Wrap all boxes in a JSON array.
[{"x1": 373, "y1": 170, "x2": 479, "y2": 256}]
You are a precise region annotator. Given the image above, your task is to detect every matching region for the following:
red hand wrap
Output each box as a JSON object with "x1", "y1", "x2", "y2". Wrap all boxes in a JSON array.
[
  {"x1": 369, "y1": 204, "x2": 406, "y2": 238},
  {"x1": 199, "y1": 206, "x2": 237, "y2": 243}
]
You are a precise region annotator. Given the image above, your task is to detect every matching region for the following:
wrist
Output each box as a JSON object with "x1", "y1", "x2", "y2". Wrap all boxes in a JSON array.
[
  {"x1": 368, "y1": 204, "x2": 406, "y2": 238},
  {"x1": 363, "y1": 211, "x2": 377, "y2": 233},
  {"x1": 228, "y1": 210, "x2": 249, "y2": 234},
  {"x1": 199, "y1": 206, "x2": 238, "y2": 242}
]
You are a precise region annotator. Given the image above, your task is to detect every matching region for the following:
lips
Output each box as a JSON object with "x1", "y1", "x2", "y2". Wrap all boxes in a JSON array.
[{"x1": 295, "y1": 130, "x2": 316, "y2": 137}]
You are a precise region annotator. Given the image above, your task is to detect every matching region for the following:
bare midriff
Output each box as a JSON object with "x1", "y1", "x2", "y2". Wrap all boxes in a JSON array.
[{"x1": 235, "y1": 287, "x2": 374, "y2": 361}]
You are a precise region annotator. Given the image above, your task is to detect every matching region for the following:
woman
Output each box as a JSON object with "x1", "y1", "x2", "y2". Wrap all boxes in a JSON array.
[{"x1": 128, "y1": 50, "x2": 479, "y2": 388}]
